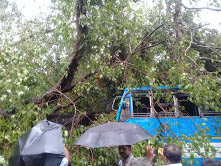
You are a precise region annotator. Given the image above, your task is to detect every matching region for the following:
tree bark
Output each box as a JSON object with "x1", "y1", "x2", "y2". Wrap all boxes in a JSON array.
[
  {"x1": 46, "y1": 112, "x2": 96, "y2": 129},
  {"x1": 173, "y1": 0, "x2": 182, "y2": 40}
]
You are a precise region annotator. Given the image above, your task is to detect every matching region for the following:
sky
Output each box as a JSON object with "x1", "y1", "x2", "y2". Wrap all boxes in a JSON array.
[
  {"x1": 140, "y1": 0, "x2": 221, "y2": 31},
  {"x1": 10, "y1": 0, "x2": 221, "y2": 31},
  {"x1": 10, "y1": 0, "x2": 51, "y2": 19},
  {"x1": 182, "y1": 0, "x2": 221, "y2": 31}
]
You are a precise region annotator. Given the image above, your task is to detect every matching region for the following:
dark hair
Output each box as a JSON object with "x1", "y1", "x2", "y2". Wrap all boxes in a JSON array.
[
  {"x1": 118, "y1": 145, "x2": 131, "y2": 149},
  {"x1": 126, "y1": 145, "x2": 131, "y2": 149},
  {"x1": 202, "y1": 158, "x2": 221, "y2": 166},
  {"x1": 163, "y1": 144, "x2": 182, "y2": 164}
]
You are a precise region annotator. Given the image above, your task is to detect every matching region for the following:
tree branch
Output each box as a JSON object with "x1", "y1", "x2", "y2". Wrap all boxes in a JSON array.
[
  {"x1": 184, "y1": 6, "x2": 221, "y2": 11},
  {"x1": 50, "y1": 95, "x2": 82, "y2": 114},
  {"x1": 125, "y1": 24, "x2": 164, "y2": 61},
  {"x1": 184, "y1": 29, "x2": 198, "y2": 67},
  {"x1": 36, "y1": 0, "x2": 88, "y2": 104},
  {"x1": 174, "y1": 1, "x2": 182, "y2": 40},
  {"x1": 135, "y1": 41, "x2": 163, "y2": 52},
  {"x1": 199, "y1": 57, "x2": 221, "y2": 63},
  {"x1": 50, "y1": 103, "x2": 72, "y2": 114},
  {"x1": 142, "y1": 24, "x2": 164, "y2": 42},
  {"x1": 192, "y1": 42, "x2": 221, "y2": 57},
  {"x1": 133, "y1": 24, "x2": 164, "y2": 53},
  {"x1": 66, "y1": 72, "x2": 93, "y2": 92},
  {"x1": 46, "y1": 111, "x2": 96, "y2": 128}
]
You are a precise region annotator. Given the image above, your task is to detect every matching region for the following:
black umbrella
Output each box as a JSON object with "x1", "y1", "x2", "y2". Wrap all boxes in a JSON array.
[
  {"x1": 9, "y1": 120, "x2": 65, "y2": 166},
  {"x1": 74, "y1": 122, "x2": 152, "y2": 148}
]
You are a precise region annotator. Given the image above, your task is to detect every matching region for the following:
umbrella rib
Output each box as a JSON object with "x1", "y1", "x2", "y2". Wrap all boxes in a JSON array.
[{"x1": 93, "y1": 131, "x2": 103, "y2": 148}]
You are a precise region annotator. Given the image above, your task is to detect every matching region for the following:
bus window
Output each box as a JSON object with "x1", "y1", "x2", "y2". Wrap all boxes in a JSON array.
[
  {"x1": 175, "y1": 93, "x2": 199, "y2": 116},
  {"x1": 132, "y1": 97, "x2": 151, "y2": 117},
  {"x1": 199, "y1": 106, "x2": 221, "y2": 116},
  {"x1": 119, "y1": 97, "x2": 130, "y2": 121},
  {"x1": 152, "y1": 94, "x2": 175, "y2": 117}
]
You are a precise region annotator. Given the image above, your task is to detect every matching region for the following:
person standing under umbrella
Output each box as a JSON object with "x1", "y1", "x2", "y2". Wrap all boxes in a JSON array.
[
  {"x1": 8, "y1": 120, "x2": 72, "y2": 166},
  {"x1": 116, "y1": 145, "x2": 154, "y2": 166},
  {"x1": 74, "y1": 122, "x2": 152, "y2": 165},
  {"x1": 59, "y1": 144, "x2": 72, "y2": 166}
]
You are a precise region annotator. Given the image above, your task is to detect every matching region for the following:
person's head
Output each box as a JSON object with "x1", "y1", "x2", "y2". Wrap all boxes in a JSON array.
[
  {"x1": 163, "y1": 144, "x2": 182, "y2": 164},
  {"x1": 118, "y1": 145, "x2": 132, "y2": 161},
  {"x1": 202, "y1": 158, "x2": 221, "y2": 166}
]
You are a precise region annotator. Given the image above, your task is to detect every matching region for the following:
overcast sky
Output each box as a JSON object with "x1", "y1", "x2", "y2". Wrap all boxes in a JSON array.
[
  {"x1": 10, "y1": 0, "x2": 51, "y2": 19},
  {"x1": 10, "y1": 0, "x2": 221, "y2": 31}
]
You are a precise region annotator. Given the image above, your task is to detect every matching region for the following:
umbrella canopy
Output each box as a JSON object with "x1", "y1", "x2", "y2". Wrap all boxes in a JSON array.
[
  {"x1": 9, "y1": 120, "x2": 65, "y2": 166},
  {"x1": 74, "y1": 122, "x2": 152, "y2": 148}
]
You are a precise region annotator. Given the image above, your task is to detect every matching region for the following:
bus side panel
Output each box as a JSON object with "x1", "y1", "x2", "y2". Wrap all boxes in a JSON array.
[{"x1": 125, "y1": 117, "x2": 221, "y2": 139}]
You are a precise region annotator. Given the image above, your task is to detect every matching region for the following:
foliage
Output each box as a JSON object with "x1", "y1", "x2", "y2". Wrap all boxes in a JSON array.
[{"x1": 0, "y1": 0, "x2": 221, "y2": 165}]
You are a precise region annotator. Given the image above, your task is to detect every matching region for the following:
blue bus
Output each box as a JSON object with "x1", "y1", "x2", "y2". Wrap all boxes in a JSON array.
[{"x1": 114, "y1": 86, "x2": 221, "y2": 165}]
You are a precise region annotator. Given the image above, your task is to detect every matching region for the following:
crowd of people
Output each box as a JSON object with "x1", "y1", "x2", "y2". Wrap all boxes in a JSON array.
[
  {"x1": 115, "y1": 144, "x2": 182, "y2": 166},
  {"x1": 9, "y1": 120, "x2": 220, "y2": 166},
  {"x1": 110, "y1": 144, "x2": 221, "y2": 166},
  {"x1": 114, "y1": 144, "x2": 220, "y2": 166},
  {"x1": 64, "y1": 143, "x2": 220, "y2": 166}
]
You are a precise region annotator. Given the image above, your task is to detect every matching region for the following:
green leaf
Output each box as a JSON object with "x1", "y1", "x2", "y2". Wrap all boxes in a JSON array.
[
  {"x1": 205, "y1": 127, "x2": 210, "y2": 132},
  {"x1": 202, "y1": 118, "x2": 208, "y2": 121},
  {"x1": 206, "y1": 134, "x2": 212, "y2": 139},
  {"x1": 201, "y1": 123, "x2": 206, "y2": 126}
]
